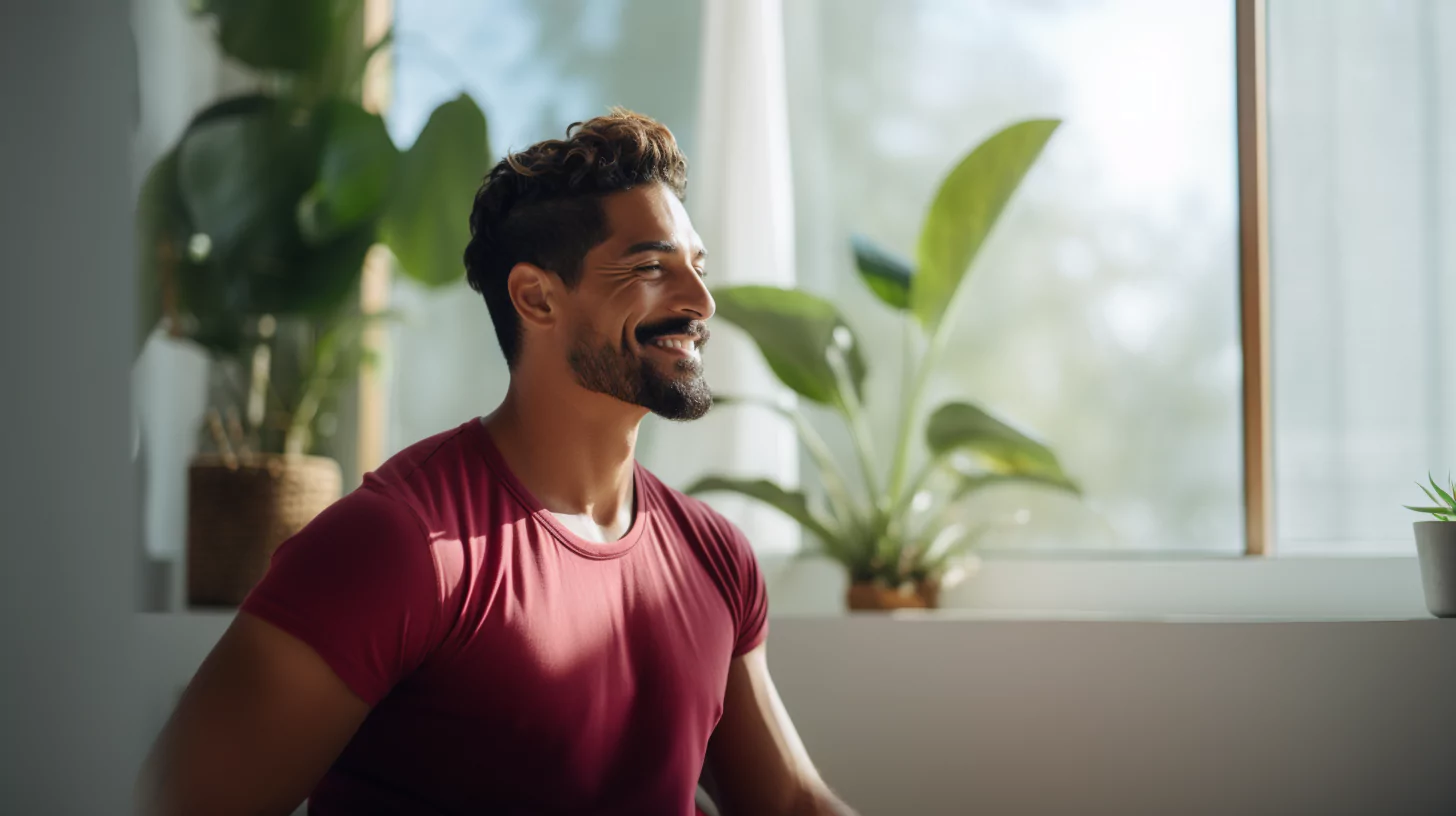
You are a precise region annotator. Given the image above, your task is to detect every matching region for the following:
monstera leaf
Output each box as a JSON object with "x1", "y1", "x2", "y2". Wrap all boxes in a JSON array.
[
  {"x1": 297, "y1": 99, "x2": 398, "y2": 245},
  {"x1": 712, "y1": 285, "x2": 867, "y2": 409},
  {"x1": 380, "y1": 94, "x2": 489, "y2": 287},
  {"x1": 193, "y1": 0, "x2": 340, "y2": 74}
]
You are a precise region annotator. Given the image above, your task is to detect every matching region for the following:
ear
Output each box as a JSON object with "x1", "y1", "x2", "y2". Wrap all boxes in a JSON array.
[{"x1": 506, "y1": 262, "x2": 559, "y2": 330}]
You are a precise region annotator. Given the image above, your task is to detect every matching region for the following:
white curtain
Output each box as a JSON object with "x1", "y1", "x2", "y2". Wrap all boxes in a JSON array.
[
  {"x1": 1269, "y1": 0, "x2": 1456, "y2": 552},
  {"x1": 640, "y1": 0, "x2": 802, "y2": 554}
]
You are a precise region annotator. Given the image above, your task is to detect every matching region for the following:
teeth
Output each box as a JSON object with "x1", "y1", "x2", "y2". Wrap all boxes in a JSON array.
[{"x1": 653, "y1": 338, "x2": 699, "y2": 355}]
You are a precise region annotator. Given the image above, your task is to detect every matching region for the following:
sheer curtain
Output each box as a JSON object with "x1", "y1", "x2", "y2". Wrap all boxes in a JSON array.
[
  {"x1": 638, "y1": 0, "x2": 802, "y2": 554},
  {"x1": 1270, "y1": 0, "x2": 1456, "y2": 553}
]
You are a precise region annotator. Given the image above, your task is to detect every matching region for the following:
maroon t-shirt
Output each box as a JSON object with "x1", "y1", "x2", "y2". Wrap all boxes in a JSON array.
[{"x1": 241, "y1": 418, "x2": 768, "y2": 815}]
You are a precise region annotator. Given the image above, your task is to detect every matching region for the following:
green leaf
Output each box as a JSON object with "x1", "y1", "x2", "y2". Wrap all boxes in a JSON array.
[
  {"x1": 1418, "y1": 481, "x2": 1445, "y2": 508},
  {"x1": 195, "y1": 0, "x2": 342, "y2": 73},
  {"x1": 686, "y1": 475, "x2": 845, "y2": 556},
  {"x1": 297, "y1": 100, "x2": 398, "y2": 244},
  {"x1": 178, "y1": 97, "x2": 316, "y2": 254},
  {"x1": 851, "y1": 233, "x2": 912, "y2": 310},
  {"x1": 951, "y1": 471, "x2": 1081, "y2": 500},
  {"x1": 1429, "y1": 474, "x2": 1456, "y2": 511},
  {"x1": 711, "y1": 285, "x2": 868, "y2": 408},
  {"x1": 1405, "y1": 505, "x2": 1454, "y2": 516},
  {"x1": 913, "y1": 119, "x2": 1060, "y2": 331},
  {"x1": 926, "y1": 401, "x2": 1072, "y2": 484},
  {"x1": 380, "y1": 94, "x2": 489, "y2": 287},
  {"x1": 176, "y1": 96, "x2": 368, "y2": 325}
]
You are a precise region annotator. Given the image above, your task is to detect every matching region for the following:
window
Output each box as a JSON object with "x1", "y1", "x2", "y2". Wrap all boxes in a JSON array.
[
  {"x1": 784, "y1": 0, "x2": 1243, "y2": 553},
  {"x1": 386, "y1": 0, "x2": 704, "y2": 455}
]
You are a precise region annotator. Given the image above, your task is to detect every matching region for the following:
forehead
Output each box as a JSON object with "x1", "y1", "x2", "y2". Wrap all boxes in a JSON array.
[{"x1": 596, "y1": 184, "x2": 701, "y2": 252}]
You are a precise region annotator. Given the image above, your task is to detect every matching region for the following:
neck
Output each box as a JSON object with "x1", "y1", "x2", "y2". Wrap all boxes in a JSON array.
[{"x1": 482, "y1": 370, "x2": 644, "y2": 528}]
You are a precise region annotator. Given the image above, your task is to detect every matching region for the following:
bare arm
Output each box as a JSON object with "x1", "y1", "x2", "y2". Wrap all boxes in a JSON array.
[
  {"x1": 138, "y1": 612, "x2": 370, "y2": 816},
  {"x1": 704, "y1": 644, "x2": 858, "y2": 816}
]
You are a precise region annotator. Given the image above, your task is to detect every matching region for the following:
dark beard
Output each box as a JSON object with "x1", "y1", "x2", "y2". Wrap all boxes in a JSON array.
[{"x1": 568, "y1": 325, "x2": 713, "y2": 421}]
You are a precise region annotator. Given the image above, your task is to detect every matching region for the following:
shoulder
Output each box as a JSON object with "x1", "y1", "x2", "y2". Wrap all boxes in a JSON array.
[
  {"x1": 363, "y1": 419, "x2": 489, "y2": 525},
  {"x1": 637, "y1": 465, "x2": 752, "y2": 553},
  {"x1": 636, "y1": 466, "x2": 771, "y2": 655}
]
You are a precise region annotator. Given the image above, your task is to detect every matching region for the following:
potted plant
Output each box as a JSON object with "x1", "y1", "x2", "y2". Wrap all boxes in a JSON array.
[
  {"x1": 136, "y1": 0, "x2": 489, "y2": 606},
  {"x1": 1406, "y1": 474, "x2": 1456, "y2": 618},
  {"x1": 689, "y1": 119, "x2": 1079, "y2": 610}
]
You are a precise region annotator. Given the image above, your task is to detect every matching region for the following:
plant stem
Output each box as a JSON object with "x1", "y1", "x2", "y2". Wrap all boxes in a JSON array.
[
  {"x1": 284, "y1": 325, "x2": 342, "y2": 456},
  {"x1": 721, "y1": 394, "x2": 866, "y2": 538},
  {"x1": 887, "y1": 331, "x2": 937, "y2": 505},
  {"x1": 827, "y1": 347, "x2": 882, "y2": 509}
]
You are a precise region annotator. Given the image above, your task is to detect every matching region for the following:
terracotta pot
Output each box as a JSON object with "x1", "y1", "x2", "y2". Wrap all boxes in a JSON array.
[
  {"x1": 846, "y1": 579, "x2": 940, "y2": 611},
  {"x1": 186, "y1": 453, "x2": 342, "y2": 607}
]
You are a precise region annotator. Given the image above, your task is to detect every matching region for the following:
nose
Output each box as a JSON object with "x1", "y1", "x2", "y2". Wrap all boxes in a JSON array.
[{"x1": 676, "y1": 265, "x2": 715, "y2": 322}]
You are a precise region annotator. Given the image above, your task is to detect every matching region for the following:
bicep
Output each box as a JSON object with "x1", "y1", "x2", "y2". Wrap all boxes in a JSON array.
[
  {"x1": 705, "y1": 644, "x2": 823, "y2": 816},
  {"x1": 142, "y1": 611, "x2": 370, "y2": 816}
]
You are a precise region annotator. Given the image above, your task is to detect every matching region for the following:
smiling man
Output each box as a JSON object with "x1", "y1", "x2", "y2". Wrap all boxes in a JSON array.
[{"x1": 142, "y1": 110, "x2": 857, "y2": 816}]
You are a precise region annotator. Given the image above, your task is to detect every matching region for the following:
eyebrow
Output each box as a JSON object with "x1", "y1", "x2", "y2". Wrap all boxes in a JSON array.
[{"x1": 622, "y1": 240, "x2": 708, "y2": 260}]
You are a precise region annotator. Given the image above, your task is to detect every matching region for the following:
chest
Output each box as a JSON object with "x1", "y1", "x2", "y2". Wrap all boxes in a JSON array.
[{"x1": 405, "y1": 529, "x2": 738, "y2": 779}]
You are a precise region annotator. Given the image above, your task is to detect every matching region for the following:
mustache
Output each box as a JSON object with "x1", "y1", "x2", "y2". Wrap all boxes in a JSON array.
[{"x1": 635, "y1": 318, "x2": 710, "y2": 346}]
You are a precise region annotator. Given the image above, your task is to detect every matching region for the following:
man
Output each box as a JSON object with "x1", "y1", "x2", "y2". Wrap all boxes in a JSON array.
[{"x1": 142, "y1": 110, "x2": 857, "y2": 816}]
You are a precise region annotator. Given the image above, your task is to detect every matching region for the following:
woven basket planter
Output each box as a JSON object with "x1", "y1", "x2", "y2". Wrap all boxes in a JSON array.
[{"x1": 186, "y1": 453, "x2": 341, "y2": 607}]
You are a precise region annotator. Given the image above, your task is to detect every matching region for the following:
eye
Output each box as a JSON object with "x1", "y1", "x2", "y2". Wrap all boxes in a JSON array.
[{"x1": 635, "y1": 263, "x2": 663, "y2": 274}]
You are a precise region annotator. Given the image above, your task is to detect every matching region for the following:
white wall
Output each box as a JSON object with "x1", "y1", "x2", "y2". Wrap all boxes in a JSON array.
[
  {"x1": 138, "y1": 612, "x2": 1456, "y2": 815},
  {"x1": 0, "y1": 1, "x2": 144, "y2": 811},
  {"x1": 770, "y1": 617, "x2": 1456, "y2": 816}
]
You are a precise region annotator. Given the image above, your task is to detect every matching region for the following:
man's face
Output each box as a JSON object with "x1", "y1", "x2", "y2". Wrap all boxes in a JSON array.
[{"x1": 560, "y1": 183, "x2": 715, "y2": 421}]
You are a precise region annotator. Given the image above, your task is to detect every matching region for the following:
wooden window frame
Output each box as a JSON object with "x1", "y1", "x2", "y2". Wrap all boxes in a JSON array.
[
  {"x1": 356, "y1": 0, "x2": 394, "y2": 476},
  {"x1": 1237, "y1": 0, "x2": 1273, "y2": 556}
]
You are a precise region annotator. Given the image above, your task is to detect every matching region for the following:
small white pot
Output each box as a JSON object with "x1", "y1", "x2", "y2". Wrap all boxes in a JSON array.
[{"x1": 1413, "y1": 521, "x2": 1456, "y2": 618}]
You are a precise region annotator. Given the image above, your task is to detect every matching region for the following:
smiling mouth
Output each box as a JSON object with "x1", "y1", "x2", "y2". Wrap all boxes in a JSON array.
[{"x1": 647, "y1": 336, "x2": 701, "y2": 362}]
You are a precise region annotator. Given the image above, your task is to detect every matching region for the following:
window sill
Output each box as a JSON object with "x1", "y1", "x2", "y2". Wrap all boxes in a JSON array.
[{"x1": 761, "y1": 553, "x2": 1431, "y2": 621}]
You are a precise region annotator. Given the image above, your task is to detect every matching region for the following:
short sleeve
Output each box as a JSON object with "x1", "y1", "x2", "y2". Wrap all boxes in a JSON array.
[
  {"x1": 721, "y1": 520, "x2": 769, "y2": 656},
  {"x1": 240, "y1": 486, "x2": 444, "y2": 706}
]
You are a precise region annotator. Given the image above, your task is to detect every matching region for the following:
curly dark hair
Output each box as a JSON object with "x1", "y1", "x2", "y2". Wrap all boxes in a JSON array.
[{"x1": 463, "y1": 108, "x2": 689, "y2": 367}]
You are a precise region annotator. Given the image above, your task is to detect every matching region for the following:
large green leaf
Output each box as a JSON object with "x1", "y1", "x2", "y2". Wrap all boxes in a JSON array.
[
  {"x1": 926, "y1": 401, "x2": 1071, "y2": 484},
  {"x1": 851, "y1": 233, "x2": 912, "y2": 310},
  {"x1": 686, "y1": 475, "x2": 842, "y2": 553},
  {"x1": 195, "y1": 0, "x2": 342, "y2": 73},
  {"x1": 174, "y1": 96, "x2": 370, "y2": 340},
  {"x1": 380, "y1": 94, "x2": 489, "y2": 287},
  {"x1": 950, "y1": 471, "x2": 1081, "y2": 500},
  {"x1": 913, "y1": 119, "x2": 1060, "y2": 331},
  {"x1": 297, "y1": 99, "x2": 398, "y2": 245},
  {"x1": 712, "y1": 285, "x2": 868, "y2": 408}
]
